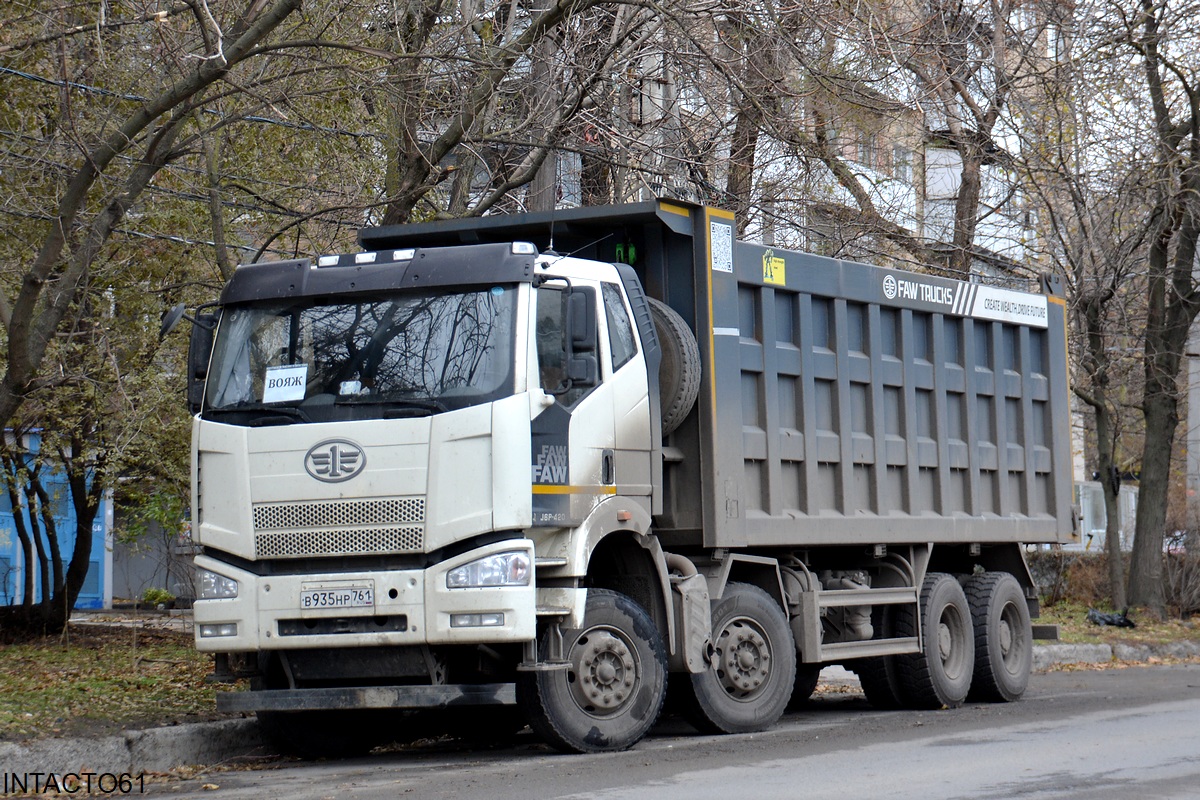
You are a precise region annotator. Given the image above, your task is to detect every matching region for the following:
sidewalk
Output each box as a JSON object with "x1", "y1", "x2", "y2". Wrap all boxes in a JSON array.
[{"x1": 4, "y1": 640, "x2": 1198, "y2": 777}]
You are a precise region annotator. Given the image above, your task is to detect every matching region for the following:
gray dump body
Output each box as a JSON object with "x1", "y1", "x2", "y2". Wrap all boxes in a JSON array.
[{"x1": 362, "y1": 199, "x2": 1073, "y2": 551}]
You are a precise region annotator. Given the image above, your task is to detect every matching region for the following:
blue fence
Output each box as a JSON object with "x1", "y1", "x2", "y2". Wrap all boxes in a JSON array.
[{"x1": 0, "y1": 437, "x2": 112, "y2": 610}]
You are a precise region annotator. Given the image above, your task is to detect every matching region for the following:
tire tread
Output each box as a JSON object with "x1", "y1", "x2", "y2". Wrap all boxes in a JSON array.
[{"x1": 965, "y1": 572, "x2": 1031, "y2": 703}]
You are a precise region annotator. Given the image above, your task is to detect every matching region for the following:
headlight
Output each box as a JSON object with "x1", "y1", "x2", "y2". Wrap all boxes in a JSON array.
[
  {"x1": 196, "y1": 568, "x2": 239, "y2": 599},
  {"x1": 446, "y1": 551, "x2": 531, "y2": 588}
]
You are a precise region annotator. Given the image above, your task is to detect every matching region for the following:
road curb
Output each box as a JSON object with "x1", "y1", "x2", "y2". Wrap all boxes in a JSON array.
[
  {"x1": 4, "y1": 641, "x2": 1199, "y2": 776},
  {"x1": 1032, "y1": 643, "x2": 1113, "y2": 671},
  {"x1": 0, "y1": 719, "x2": 274, "y2": 777},
  {"x1": 1032, "y1": 639, "x2": 1200, "y2": 671}
]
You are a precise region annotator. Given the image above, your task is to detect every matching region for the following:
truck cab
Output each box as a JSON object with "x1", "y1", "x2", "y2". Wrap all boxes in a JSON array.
[{"x1": 189, "y1": 241, "x2": 681, "y2": 753}]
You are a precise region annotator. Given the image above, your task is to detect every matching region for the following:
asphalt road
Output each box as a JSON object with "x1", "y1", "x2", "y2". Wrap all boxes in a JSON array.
[{"x1": 157, "y1": 664, "x2": 1200, "y2": 799}]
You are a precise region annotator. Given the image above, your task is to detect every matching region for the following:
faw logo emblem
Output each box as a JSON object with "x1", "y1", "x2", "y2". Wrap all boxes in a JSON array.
[
  {"x1": 304, "y1": 440, "x2": 366, "y2": 483},
  {"x1": 883, "y1": 274, "x2": 898, "y2": 299}
]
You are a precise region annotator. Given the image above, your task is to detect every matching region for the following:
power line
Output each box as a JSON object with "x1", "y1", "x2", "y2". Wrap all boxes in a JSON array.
[
  {"x1": 0, "y1": 206, "x2": 297, "y2": 257},
  {"x1": 0, "y1": 65, "x2": 380, "y2": 139},
  {"x1": 0, "y1": 128, "x2": 371, "y2": 200}
]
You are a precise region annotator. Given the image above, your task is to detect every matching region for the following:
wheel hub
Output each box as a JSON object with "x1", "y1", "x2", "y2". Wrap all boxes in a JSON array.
[
  {"x1": 717, "y1": 619, "x2": 771, "y2": 696},
  {"x1": 938, "y1": 622, "x2": 953, "y2": 661},
  {"x1": 571, "y1": 629, "x2": 637, "y2": 714},
  {"x1": 999, "y1": 618, "x2": 1013, "y2": 656}
]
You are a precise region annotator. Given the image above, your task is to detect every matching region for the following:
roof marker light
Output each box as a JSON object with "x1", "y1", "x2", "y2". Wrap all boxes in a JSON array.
[
  {"x1": 317, "y1": 255, "x2": 338, "y2": 266},
  {"x1": 512, "y1": 242, "x2": 537, "y2": 255},
  {"x1": 355, "y1": 252, "x2": 378, "y2": 264},
  {"x1": 394, "y1": 249, "x2": 416, "y2": 261}
]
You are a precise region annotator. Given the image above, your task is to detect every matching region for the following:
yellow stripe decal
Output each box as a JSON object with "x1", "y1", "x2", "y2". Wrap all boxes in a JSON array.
[
  {"x1": 531, "y1": 485, "x2": 618, "y2": 495},
  {"x1": 658, "y1": 201, "x2": 692, "y2": 218}
]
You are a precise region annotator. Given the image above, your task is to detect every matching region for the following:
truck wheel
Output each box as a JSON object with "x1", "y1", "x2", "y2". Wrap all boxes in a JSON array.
[
  {"x1": 893, "y1": 572, "x2": 974, "y2": 709},
  {"x1": 849, "y1": 605, "x2": 903, "y2": 709},
  {"x1": 965, "y1": 572, "x2": 1032, "y2": 702},
  {"x1": 648, "y1": 298, "x2": 701, "y2": 435},
  {"x1": 518, "y1": 589, "x2": 667, "y2": 753},
  {"x1": 681, "y1": 583, "x2": 797, "y2": 734},
  {"x1": 853, "y1": 656, "x2": 904, "y2": 709},
  {"x1": 256, "y1": 709, "x2": 389, "y2": 759},
  {"x1": 787, "y1": 663, "x2": 822, "y2": 710}
]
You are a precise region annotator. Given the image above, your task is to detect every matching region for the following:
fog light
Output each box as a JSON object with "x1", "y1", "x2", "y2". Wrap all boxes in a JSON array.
[
  {"x1": 199, "y1": 623, "x2": 238, "y2": 638},
  {"x1": 450, "y1": 613, "x2": 505, "y2": 628}
]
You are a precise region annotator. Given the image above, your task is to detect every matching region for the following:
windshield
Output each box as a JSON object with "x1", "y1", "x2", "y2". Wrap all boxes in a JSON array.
[{"x1": 204, "y1": 286, "x2": 518, "y2": 421}]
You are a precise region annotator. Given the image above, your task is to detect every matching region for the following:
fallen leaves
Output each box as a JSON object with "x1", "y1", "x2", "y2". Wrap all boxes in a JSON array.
[{"x1": 0, "y1": 622, "x2": 241, "y2": 742}]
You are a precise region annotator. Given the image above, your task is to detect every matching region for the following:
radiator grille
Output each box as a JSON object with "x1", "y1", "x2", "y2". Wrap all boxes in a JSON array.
[
  {"x1": 253, "y1": 498, "x2": 424, "y2": 530},
  {"x1": 255, "y1": 526, "x2": 424, "y2": 558},
  {"x1": 253, "y1": 498, "x2": 425, "y2": 558}
]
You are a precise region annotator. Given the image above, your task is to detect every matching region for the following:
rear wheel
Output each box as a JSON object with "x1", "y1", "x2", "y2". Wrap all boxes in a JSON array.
[
  {"x1": 966, "y1": 572, "x2": 1032, "y2": 702},
  {"x1": 787, "y1": 663, "x2": 823, "y2": 710},
  {"x1": 681, "y1": 583, "x2": 797, "y2": 734},
  {"x1": 518, "y1": 589, "x2": 667, "y2": 753},
  {"x1": 849, "y1": 604, "x2": 904, "y2": 709},
  {"x1": 893, "y1": 573, "x2": 974, "y2": 709},
  {"x1": 853, "y1": 656, "x2": 904, "y2": 710}
]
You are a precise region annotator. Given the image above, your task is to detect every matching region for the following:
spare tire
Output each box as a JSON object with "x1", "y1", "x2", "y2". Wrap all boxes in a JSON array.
[{"x1": 648, "y1": 297, "x2": 701, "y2": 435}]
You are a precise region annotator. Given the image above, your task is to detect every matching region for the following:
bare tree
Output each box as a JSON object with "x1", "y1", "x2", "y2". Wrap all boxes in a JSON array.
[{"x1": 1119, "y1": 0, "x2": 1200, "y2": 614}]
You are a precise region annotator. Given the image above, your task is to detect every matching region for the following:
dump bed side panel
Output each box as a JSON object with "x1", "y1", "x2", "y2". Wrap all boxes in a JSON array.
[{"x1": 699, "y1": 225, "x2": 1072, "y2": 548}]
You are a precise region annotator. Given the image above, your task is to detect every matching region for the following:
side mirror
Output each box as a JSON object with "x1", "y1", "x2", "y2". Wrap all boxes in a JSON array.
[
  {"x1": 187, "y1": 313, "x2": 219, "y2": 413},
  {"x1": 160, "y1": 304, "x2": 187, "y2": 339},
  {"x1": 568, "y1": 288, "x2": 598, "y2": 353},
  {"x1": 565, "y1": 287, "x2": 598, "y2": 389}
]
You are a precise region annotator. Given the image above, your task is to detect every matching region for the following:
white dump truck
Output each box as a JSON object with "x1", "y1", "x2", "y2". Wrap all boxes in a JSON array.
[{"x1": 177, "y1": 199, "x2": 1073, "y2": 755}]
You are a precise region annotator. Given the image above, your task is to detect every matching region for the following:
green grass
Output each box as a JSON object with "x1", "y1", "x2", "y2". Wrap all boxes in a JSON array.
[{"x1": 0, "y1": 623, "x2": 240, "y2": 742}]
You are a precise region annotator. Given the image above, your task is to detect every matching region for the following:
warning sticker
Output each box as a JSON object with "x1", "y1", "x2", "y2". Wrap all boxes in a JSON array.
[
  {"x1": 262, "y1": 364, "x2": 308, "y2": 403},
  {"x1": 763, "y1": 249, "x2": 786, "y2": 286}
]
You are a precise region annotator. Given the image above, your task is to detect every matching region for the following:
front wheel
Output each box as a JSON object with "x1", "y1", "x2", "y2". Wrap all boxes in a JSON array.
[
  {"x1": 518, "y1": 589, "x2": 667, "y2": 753},
  {"x1": 966, "y1": 572, "x2": 1032, "y2": 702},
  {"x1": 680, "y1": 582, "x2": 797, "y2": 734}
]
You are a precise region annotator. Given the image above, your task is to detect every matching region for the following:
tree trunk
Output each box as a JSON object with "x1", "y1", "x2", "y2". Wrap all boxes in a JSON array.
[
  {"x1": 1128, "y1": 389, "x2": 1173, "y2": 614},
  {"x1": 3, "y1": 474, "x2": 36, "y2": 606},
  {"x1": 949, "y1": 153, "x2": 983, "y2": 276},
  {"x1": 1092, "y1": 406, "x2": 1128, "y2": 611},
  {"x1": 726, "y1": 96, "x2": 761, "y2": 237}
]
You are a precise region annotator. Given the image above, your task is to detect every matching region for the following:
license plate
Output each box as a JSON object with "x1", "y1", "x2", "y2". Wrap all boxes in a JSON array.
[{"x1": 299, "y1": 586, "x2": 374, "y2": 610}]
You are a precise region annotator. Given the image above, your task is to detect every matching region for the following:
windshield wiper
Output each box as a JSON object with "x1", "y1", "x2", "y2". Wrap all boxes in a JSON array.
[
  {"x1": 205, "y1": 404, "x2": 310, "y2": 426},
  {"x1": 335, "y1": 395, "x2": 448, "y2": 417}
]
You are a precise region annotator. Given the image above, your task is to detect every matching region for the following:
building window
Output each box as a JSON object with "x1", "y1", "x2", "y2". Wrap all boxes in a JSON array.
[
  {"x1": 893, "y1": 145, "x2": 913, "y2": 183},
  {"x1": 856, "y1": 130, "x2": 877, "y2": 168}
]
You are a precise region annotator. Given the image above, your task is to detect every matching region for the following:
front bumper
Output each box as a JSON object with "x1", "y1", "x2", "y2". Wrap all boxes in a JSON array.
[
  {"x1": 216, "y1": 683, "x2": 516, "y2": 713},
  {"x1": 193, "y1": 539, "x2": 536, "y2": 651}
]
